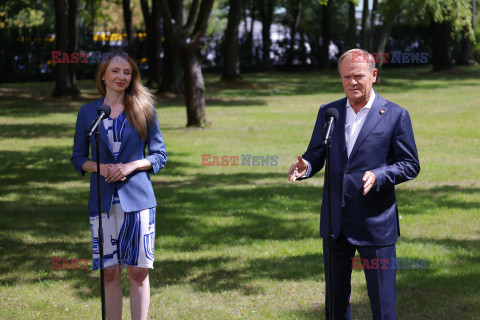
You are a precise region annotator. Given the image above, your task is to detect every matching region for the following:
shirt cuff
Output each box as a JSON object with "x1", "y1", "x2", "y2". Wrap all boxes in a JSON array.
[{"x1": 302, "y1": 160, "x2": 312, "y2": 178}]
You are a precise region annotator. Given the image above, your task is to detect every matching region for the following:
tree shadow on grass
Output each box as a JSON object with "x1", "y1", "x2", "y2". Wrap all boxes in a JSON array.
[
  {"x1": 394, "y1": 236, "x2": 480, "y2": 318},
  {"x1": 0, "y1": 123, "x2": 75, "y2": 139},
  {"x1": 155, "y1": 96, "x2": 268, "y2": 108},
  {"x1": 396, "y1": 186, "x2": 480, "y2": 214},
  {"x1": 151, "y1": 252, "x2": 323, "y2": 296},
  {"x1": 1, "y1": 138, "x2": 479, "y2": 313},
  {"x1": 202, "y1": 67, "x2": 480, "y2": 98},
  {"x1": 288, "y1": 300, "x2": 373, "y2": 320}
]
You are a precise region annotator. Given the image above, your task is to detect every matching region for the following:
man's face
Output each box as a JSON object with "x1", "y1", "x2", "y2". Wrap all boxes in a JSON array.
[{"x1": 339, "y1": 55, "x2": 377, "y2": 108}]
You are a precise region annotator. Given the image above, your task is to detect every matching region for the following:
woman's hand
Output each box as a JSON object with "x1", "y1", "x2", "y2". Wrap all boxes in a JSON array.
[
  {"x1": 99, "y1": 163, "x2": 114, "y2": 178},
  {"x1": 105, "y1": 162, "x2": 137, "y2": 183}
]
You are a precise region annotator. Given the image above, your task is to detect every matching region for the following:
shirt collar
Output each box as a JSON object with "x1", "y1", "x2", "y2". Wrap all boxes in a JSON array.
[{"x1": 346, "y1": 90, "x2": 376, "y2": 112}]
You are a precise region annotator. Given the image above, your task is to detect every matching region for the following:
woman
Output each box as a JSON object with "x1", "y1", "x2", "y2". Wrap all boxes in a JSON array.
[{"x1": 71, "y1": 52, "x2": 167, "y2": 320}]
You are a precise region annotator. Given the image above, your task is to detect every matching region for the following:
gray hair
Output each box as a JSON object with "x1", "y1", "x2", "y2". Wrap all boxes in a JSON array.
[{"x1": 337, "y1": 49, "x2": 376, "y2": 73}]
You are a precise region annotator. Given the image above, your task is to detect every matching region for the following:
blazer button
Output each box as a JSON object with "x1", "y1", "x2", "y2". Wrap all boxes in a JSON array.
[{"x1": 344, "y1": 169, "x2": 349, "y2": 174}]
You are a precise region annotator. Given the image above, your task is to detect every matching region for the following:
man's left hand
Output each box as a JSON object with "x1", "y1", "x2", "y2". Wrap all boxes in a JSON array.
[{"x1": 362, "y1": 171, "x2": 376, "y2": 195}]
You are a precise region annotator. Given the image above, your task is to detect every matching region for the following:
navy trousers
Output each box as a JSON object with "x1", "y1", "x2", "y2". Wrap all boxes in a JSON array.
[{"x1": 323, "y1": 231, "x2": 397, "y2": 320}]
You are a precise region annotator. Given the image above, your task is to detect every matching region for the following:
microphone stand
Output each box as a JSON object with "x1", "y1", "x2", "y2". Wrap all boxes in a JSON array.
[
  {"x1": 325, "y1": 138, "x2": 334, "y2": 320},
  {"x1": 94, "y1": 130, "x2": 106, "y2": 320}
]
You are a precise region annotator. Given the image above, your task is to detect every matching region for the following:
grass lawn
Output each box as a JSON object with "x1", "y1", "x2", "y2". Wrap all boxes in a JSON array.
[{"x1": 0, "y1": 66, "x2": 479, "y2": 319}]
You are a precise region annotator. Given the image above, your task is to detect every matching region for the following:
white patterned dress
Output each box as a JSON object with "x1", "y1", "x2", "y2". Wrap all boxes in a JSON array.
[{"x1": 89, "y1": 111, "x2": 156, "y2": 270}]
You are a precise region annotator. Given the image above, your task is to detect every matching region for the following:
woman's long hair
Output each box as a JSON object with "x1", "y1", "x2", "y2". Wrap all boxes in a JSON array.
[{"x1": 96, "y1": 52, "x2": 155, "y2": 141}]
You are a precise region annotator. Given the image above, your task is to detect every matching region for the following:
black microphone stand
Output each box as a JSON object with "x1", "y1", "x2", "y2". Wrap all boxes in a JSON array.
[
  {"x1": 325, "y1": 138, "x2": 334, "y2": 320},
  {"x1": 94, "y1": 130, "x2": 106, "y2": 320}
]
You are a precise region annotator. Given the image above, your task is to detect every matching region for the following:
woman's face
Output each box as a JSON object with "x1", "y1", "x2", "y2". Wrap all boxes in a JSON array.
[{"x1": 102, "y1": 57, "x2": 132, "y2": 94}]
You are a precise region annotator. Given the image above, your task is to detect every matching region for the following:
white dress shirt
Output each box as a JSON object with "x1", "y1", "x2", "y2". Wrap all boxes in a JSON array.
[
  {"x1": 345, "y1": 91, "x2": 376, "y2": 157},
  {"x1": 303, "y1": 91, "x2": 376, "y2": 177}
]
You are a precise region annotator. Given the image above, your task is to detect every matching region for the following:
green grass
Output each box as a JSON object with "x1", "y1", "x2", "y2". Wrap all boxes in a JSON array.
[{"x1": 1, "y1": 66, "x2": 479, "y2": 319}]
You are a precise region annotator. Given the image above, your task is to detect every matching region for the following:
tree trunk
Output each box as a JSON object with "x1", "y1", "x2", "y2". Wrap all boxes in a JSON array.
[
  {"x1": 52, "y1": 0, "x2": 74, "y2": 97},
  {"x1": 457, "y1": 0, "x2": 475, "y2": 65},
  {"x1": 140, "y1": 0, "x2": 162, "y2": 87},
  {"x1": 160, "y1": 0, "x2": 184, "y2": 93},
  {"x1": 457, "y1": 28, "x2": 470, "y2": 65},
  {"x1": 246, "y1": 0, "x2": 255, "y2": 66},
  {"x1": 67, "y1": 0, "x2": 80, "y2": 95},
  {"x1": 184, "y1": 50, "x2": 207, "y2": 126},
  {"x1": 347, "y1": 0, "x2": 356, "y2": 49},
  {"x1": 122, "y1": 0, "x2": 135, "y2": 57},
  {"x1": 286, "y1": 0, "x2": 302, "y2": 66},
  {"x1": 159, "y1": 0, "x2": 214, "y2": 127},
  {"x1": 369, "y1": 0, "x2": 378, "y2": 50},
  {"x1": 259, "y1": 0, "x2": 274, "y2": 69},
  {"x1": 374, "y1": 12, "x2": 397, "y2": 70},
  {"x1": 161, "y1": 37, "x2": 184, "y2": 93},
  {"x1": 360, "y1": 0, "x2": 370, "y2": 51},
  {"x1": 222, "y1": 0, "x2": 242, "y2": 80},
  {"x1": 319, "y1": 0, "x2": 331, "y2": 69},
  {"x1": 151, "y1": 0, "x2": 163, "y2": 87},
  {"x1": 430, "y1": 20, "x2": 452, "y2": 71}
]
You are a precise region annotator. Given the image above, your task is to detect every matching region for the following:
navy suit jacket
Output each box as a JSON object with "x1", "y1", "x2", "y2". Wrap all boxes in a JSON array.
[
  {"x1": 71, "y1": 98, "x2": 167, "y2": 213},
  {"x1": 302, "y1": 92, "x2": 420, "y2": 246}
]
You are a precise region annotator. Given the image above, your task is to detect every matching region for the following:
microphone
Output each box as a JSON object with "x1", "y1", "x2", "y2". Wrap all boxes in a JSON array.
[
  {"x1": 321, "y1": 108, "x2": 339, "y2": 146},
  {"x1": 86, "y1": 105, "x2": 111, "y2": 138}
]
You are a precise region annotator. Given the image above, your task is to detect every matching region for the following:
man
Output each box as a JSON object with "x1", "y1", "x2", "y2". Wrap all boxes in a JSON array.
[{"x1": 288, "y1": 49, "x2": 420, "y2": 319}]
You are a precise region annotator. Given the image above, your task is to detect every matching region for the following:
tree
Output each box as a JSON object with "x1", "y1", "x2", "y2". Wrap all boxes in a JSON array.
[
  {"x1": 243, "y1": 0, "x2": 257, "y2": 67},
  {"x1": 122, "y1": 0, "x2": 135, "y2": 58},
  {"x1": 52, "y1": 0, "x2": 80, "y2": 97},
  {"x1": 160, "y1": 0, "x2": 184, "y2": 93},
  {"x1": 360, "y1": 0, "x2": 371, "y2": 51},
  {"x1": 222, "y1": 0, "x2": 243, "y2": 80},
  {"x1": 370, "y1": 0, "x2": 474, "y2": 71},
  {"x1": 418, "y1": 0, "x2": 474, "y2": 70},
  {"x1": 347, "y1": 0, "x2": 356, "y2": 49},
  {"x1": 373, "y1": 0, "x2": 402, "y2": 70},
  {"x1": 159, "y1": 0, "x2": 214, "y2": 127},
  {"x1": 67, "y1": 0, "x2": 79, "y2": 92},
  {"x1": 139, "y1": 0, "x2": 162, "y2": 87},
  {"x1": 258, "y1": 0, "x2": 275, "y2": 68},
  {"x1": 319, "y1": 0, "x2": 332, "y2": 69},
  {"x1": 457, "y1": 0, "x2": 476, "y2": 65},
  {"x1": 286, "y1": 0, "x2": 302, "y2": 66}
]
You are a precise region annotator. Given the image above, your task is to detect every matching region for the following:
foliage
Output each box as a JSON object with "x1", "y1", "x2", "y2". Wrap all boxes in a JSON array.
[
  {"x1": 415, "y1": 0, "x2": 475, "y2": 38},
  {"x1": 0, "y1": 0, "x2": 49, "y2": 28},
  {"x1": 206, "y1": 2, "x2": 228, "y2": 37}
]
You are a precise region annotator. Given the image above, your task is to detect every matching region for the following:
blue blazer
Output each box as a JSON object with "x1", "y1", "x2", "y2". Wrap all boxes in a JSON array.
[
  {"x1": 71, "y1": 98, "x2": 167, "y2": 213},
  {"x1": 302, "y1": 92, "x2": 420, "y2": 246}
]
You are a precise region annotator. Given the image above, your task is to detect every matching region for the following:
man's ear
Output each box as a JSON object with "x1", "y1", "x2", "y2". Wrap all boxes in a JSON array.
[{"x1": 372, "y1": 69, "x2": 378, "y2": 83}]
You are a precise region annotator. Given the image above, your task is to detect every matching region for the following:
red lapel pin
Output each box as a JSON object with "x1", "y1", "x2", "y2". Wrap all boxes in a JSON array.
[{"x1": 380, "y1": 109, "x2": 385, "y2": 114}]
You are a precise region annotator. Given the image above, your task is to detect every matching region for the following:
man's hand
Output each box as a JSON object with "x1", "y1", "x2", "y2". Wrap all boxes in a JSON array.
[
  {"x1": 105, "y1": 162, "x2": 137, "y2": 183},
  {"x1": 288, "y1": 156, "x2": 308, "y2": 183},
  {"x1": 362, "y1": 171, "x2": 376, "y2": 195}
]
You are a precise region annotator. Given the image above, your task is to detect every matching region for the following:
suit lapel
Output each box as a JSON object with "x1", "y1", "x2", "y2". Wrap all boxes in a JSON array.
[
  {"x1": 93, "y1": 97, "x2": 113, "y2": 155},
  {"x1": 348, "y1": 93, "x2": 388, "y2": 160},
  {"x1": 117, "y1": 119, "x2": 133, "y2": 158},
  {"x1": 99, "y1": 121, "x2": 113, "y2": 155},
  {"x1": 335, "y1": 98, "x2": 348, "y2": 160}
]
